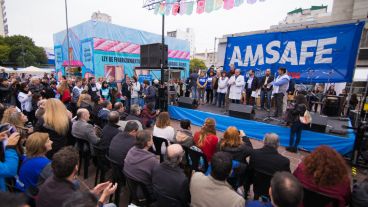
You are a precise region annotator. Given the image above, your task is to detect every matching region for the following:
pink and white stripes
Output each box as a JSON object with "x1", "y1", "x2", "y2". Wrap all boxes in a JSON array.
[{"x1": 93, "y1": 38, "x2": 190, "y2": 60}]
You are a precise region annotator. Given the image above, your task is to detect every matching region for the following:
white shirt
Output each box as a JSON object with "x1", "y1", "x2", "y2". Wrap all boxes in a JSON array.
[{"x1": 153, "y1": 125, "x2": 175, "y2": 143}]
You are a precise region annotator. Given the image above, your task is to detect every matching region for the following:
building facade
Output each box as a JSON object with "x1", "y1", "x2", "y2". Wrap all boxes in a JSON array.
[
  {"x1": 167, "y1": 28, "x2": 195, "y2": 57},
  {"x1": 193, "y1": 50, "x2": 216, "y2": 68},
  {"x1": 0, "y1": 0, "x2": 8, "y2": 36}
]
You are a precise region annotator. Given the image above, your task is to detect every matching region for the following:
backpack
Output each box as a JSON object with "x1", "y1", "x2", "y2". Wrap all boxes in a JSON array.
[{"x1": 299, "y1": 109, "x2": 312, "y2": 125}]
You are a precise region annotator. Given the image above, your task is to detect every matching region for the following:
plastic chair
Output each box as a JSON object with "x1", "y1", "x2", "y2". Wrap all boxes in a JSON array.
[
  {"x1": 75, "y1": 138, "x2": 91, "y2": 179},
  {"x1": 106, "y1": 155, "x2": 126, "y2": 207},
  {"x1": 183, "y1": 146, "x2": 208, "y2": 173},
  {"x1": 303, "y1": 187, "x2": 339, "y2": 207},
  {"x1": 152, "y1": 136, "x2": 169, "y2": 162},
  {"x1": 154, "y1": 188, "x2": 187, "y2": 207},
  {"x1": 92, "y1": 145, "x2": 109, "y2": 186},
  {"x1": 125, "y1": 175, "x2": 153, "y2": 207},
  {"x1": 253, "y1": 170, "x2": 273, "y2": 200}
]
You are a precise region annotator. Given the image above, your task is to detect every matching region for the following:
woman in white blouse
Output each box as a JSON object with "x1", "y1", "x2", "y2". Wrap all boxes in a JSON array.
[
  {"x1": 153, "y1": 112, "x2": 175, "y2": 143},
  {"x1": 17, "y1": 82, "x2": 33, "y2": 121}
]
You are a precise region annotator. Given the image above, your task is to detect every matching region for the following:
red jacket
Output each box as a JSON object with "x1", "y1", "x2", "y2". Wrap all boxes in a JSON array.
[
  {"x1": 193, "y1": 131, "x2": 218, "y2": 162},
  {"x1": 293, "y1": 163, "x2": 351, "y2": 207},
  {"x1": 61, "y1": 90, "x2": 71, "y2": 103}
]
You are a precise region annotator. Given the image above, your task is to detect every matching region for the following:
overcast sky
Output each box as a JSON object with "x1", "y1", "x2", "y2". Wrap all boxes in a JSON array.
[{"x1": 6, "y1": 0, "x2": 333, "y2": 52}]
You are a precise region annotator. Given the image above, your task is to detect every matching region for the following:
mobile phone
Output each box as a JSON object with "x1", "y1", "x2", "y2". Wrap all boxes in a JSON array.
[{"x1": 0, "y1": 123, "x2": 10, "y2": 133}]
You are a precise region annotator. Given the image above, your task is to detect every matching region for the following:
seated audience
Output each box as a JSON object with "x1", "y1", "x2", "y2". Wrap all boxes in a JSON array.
[
  {"x1": 174, "y1": 119, "x2": 194, "y2": 148},
  {"x1": 152, "y1": 144, "x2": 189, "y2": 206},
  {"x1": 0, "y1": 191, "x2": 28, "y2": 207},
  {"x1": 153, "y1": 112, "x2": 175, "y2": 143},
  {"x1": 0, "y1": 131, "x2": 20, "y2": 191},
  {"x1": 119, "y1": 104, "x2": 143, "y2": 130},
  {"x1": 352, "y1": 177, "x2": 368, "y2": 207},
  {"x1": 99, "y1": 111, "x2": 121, "y2": 151},
  {"x1": 293, "y1": 145, "x2": 351, "y2": 206},
  {"x1": 72, "y1": 108, "x2": 100, "y2": 155},
  {"x1": 62, "y1": 191, "x2": 116, "y2": 207},
  {"x1": 124, "y1": 130, "x2": 159, "y2": 195},
  {"x1": 249, "y1": 133, "x2": 290, "y2": 175},
  {"x1": 35, "y1": 98, "x2": 72, "y2": 159},
  {"x1": 190, "y1": 151, "x2": 245, "y2": 207},
  {"x1": 246, "y1": 172, "x2": 303, "y2": 207},
  {"x1": 17, "y1": 132, "x2": 52, "y2": 192},
  {"x1": 37, "y1": 146, "x2": 117, "y2": 207},
  {"x1": 193, "y1": 118, "x2": 219, "y2": 162},
  {"x1": 77, "y1": 93, "x2": 93, "y2": 114},
  {"x1": 97, "y1": 100, "x2": 112, "y2": 127},
  {"x1": 141, "y1": 103, "x2": 159, "y2": 128},
  {"x1": 109, "y1": 121, "x2": 139, "y2": 167},
  {"x1": 113, "y1": 102, "x2": 128, "y2": 120}
]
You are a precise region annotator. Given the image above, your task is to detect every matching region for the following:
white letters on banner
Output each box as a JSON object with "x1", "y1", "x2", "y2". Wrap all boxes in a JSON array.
[{"x1": 229, "y1": 37, "x2": 337, "y2": 67}]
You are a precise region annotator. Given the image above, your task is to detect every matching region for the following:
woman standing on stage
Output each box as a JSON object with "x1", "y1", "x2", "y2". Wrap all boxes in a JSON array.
[
  {"x1": 197, "y1": 71, "x2": 208, "y2": 105},
  {"x1": 287, "y1": 94, "x2": 309, "y2": 153}
]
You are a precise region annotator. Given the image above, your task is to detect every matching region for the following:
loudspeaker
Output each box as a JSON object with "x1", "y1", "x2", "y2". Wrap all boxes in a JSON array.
[
  {"x1": 178, "y1": 97, "x2": 198, "y2": 109},
  {"x1": 308, "y1": 113, "x2": 328, "y2": 133},
  {"x1": 140, "y1": 43, "x2": 168, "y2": 68},
  {"x1": 228, "y1": 103, "x2": 255, "y2": 120}
]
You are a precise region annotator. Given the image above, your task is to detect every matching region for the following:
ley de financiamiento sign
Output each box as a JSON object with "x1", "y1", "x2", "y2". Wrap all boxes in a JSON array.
[{"x1": 224, "y1": 22, "x2": 365, "y2": 83}]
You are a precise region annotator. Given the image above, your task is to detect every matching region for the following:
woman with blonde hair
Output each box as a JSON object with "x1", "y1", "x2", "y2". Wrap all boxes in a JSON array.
[
  {"x1": 1, "y1": 107, "x2": 17, "y2": 124},
  {"x1": 77, "y1": 93, "x2": 93, "y2": 113},
  {"x1": 35, "y1": 98, "x2": 72, "y2": 158},
  {"x1": 193, "y1": 118, "x2": 218, "y2": 162},
  {"x1": 293, "y1": 145, "x2": 351, "y2": 206},
  {"x1": 17, "y1": 132, "x2": 52, "y2": 192},
  {"x1": 153, "y1": 111, "x2": 175, "y2": 143},
  {"x1": 57, "y1": 81, "x2": 71, "y2": 105},
  {"x1": 9, "y1": 111, "x2": 33, "y2": 138}
]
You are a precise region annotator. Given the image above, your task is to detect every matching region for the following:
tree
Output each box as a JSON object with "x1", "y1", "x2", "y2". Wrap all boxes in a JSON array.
[
  {"x1": 0, "y1": 35, "x2": 47, "y2": 67},
  {"x1": 190, "y1": 58, "x2": 206, "y2": 73}
]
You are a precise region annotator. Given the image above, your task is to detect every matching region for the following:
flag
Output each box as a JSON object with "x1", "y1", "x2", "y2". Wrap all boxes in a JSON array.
[
  {"x1": 154, "y1": 3, "x2": 160, "y2": 15},
  {"x1": 180, "y1": 0, "x2": 187, "y2": 15},
  {"x1": 172, "y1": 2, "x2": 180, "y2": 16},
  {"x1": 223, "y1": 0, "x2": 234, "y2": 10},
  {"x1": 159, "y1": 2, "x2": 166, "y2": 15},
  {"x1": 165, "y1": 0, "x2": 174, "y2": 15},
  {"x1": 186, "y1": 1, "x2": 194, "y2": 15},
  {"x1": 214, "y1": 0, "x2": 223, "y2": 10},
  {"x1": 197, "y1": 0, "x2": 205, "y2": 14},
  {"x1": 247, "y1": 0, "x2": 257, "y2": 4},
  {"x1": 234, "y1": 0, "x2": 244, "y2": 7},
  {"x1": 205, "y1": 0, "x2": 214, "y2": 13}
]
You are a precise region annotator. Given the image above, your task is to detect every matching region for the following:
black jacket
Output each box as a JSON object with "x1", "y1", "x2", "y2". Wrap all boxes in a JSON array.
[
  {"x1": 99, "y1": 123, "x2": 121, "y2": 151},
  {"x1": 121, "y1": 82, "x2": 131, "y2": 99},
  {"x1": 260, "y1": 75, "x2": 274, "y2": 91},
  {"x1": 108, "y1": 131, "x2": 136, "y2": 167},
  {"x1": 245, "y1": 76, "x2": 259, "y2": 91},
  {"x1": 37, "y1": 176, "x2": 77, "y2": 207},
  {"x1": 290, "y1": 103, "x2": 307, "y2": 123},
  {"x1": 152, "y1": 162, "x2": 190, "y2": 206},
  {"x1": 249, "y1": 146, "x2": 290, "y2": 175}
]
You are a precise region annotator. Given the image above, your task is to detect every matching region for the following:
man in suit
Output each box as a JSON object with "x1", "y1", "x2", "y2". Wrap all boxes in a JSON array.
[
  {"x1": 72, "y1": 108, "x2": 100, "y2": 155},
  {"x1": 260, "y1": 69, "x2": 274, "y2": 111},
  {"x1": 98, "y1": 111, "x2": 121, "y2": 151},
  {"x1": 249, "y1": 133, "x2": 290, "y2": 175},
  {"x1": 245, "y1": 69, "x2": 259, "y2": 106},
  {"x1": 152, "y1": 144, "x2": 190, "y2": 206}
]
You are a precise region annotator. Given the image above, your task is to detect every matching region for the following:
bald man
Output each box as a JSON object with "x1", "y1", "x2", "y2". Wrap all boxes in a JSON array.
[
  {"x1": 72, "y1": 108, "x2": 100, "y2": 155},
  {"x1": 152, "y1": 144, "x2": 189, "y2": 205}
]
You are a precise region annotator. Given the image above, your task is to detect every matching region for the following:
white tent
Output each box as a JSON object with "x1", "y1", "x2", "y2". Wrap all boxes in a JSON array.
[
  {"x1": 16, "y1": 66, "x2": 54, "y2": 74},
  {"x1": 0, "y1": 66, "x2": 15, "y2": 73}
]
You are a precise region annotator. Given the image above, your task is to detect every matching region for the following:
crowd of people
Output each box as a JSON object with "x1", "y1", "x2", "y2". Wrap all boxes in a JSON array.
[{"x1": 0, "y1": 70, "x2": 366, "y2": 207}]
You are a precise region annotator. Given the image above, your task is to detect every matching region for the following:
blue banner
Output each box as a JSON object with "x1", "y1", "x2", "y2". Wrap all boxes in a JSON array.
[
  {"x1": 81, "y1": 39, "x2": 94, "y2": 73},
  {"x1": 224, "y1": 22, "x2": 365, "y2": 83}
]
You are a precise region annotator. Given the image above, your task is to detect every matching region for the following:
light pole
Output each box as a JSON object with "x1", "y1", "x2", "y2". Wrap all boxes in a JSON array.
[{"x1": 64, "y1": 0, "x2": 70, "y2": 76}]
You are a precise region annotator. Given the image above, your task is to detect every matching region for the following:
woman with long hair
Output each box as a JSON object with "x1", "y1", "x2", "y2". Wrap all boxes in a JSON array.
[
  {"x1": 153, "y1": 111, "x2": 175, "y2": 143},
  {"x1": 35, "y1": 98, "x2": 72, "y2": 159},
  {"x1": 1, "y1": 107, "x2": 17, "y2": 124},
  {"x1": 17, "y1": 82, "x2": 33, "y2": 122},
  {"x1": 77, "y1": 93, "x2": 93, "y2": 113},
  {"x1": 100, "y1": 81, "x2": 110, "y2": 101},
  {"x1": 293, "y1": 145, "x2": 351, "y2": 206},
  {"x1": 17, "y1": 132, "x2": 52, "y2": 192},
  {"x1": 193, "y1": 118, "x2": 218, "y2": 162},
  {"x1": 142, "y1": 103, "x2": 159, "y2": 128},
  {"x1": 9, "y1": 111, "x2": 33, "y2": 140},
  {"x1": 57, "y1": 81, "x2": 71, "y2": 106},
  {"x1": 287, "y1": 94, "x2": 309, "y2": 153}
]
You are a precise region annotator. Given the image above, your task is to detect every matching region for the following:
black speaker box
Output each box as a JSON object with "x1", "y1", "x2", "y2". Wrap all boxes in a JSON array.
[
  {"x1": 140, "y1": 43, "x2": 168, "y2": 68},
  {"x1": 308, "y1": 113, "x2": 328, "y2": 133},
  {"x1": 178, "y1": 97, "x2": 197, "y2": 109},
  {"x1": 228, "y1": 103, "x2": 255, "y2": 120}
]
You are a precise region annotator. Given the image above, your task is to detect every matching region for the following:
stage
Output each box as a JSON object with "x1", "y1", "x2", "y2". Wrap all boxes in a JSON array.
[{"x1": 168, "y1": 104, "x2": 356, "y2": 155}]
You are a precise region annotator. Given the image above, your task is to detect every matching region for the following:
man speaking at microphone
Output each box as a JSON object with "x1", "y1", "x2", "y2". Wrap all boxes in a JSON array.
[{"x1": 269, "y1": 67, "x2": 290, "y2": 118}]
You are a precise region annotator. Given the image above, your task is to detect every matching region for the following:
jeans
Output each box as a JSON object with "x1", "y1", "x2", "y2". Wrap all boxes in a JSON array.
[
  {"x1": 218, "y1": 93, "x2": 226, "y2": 107},
  {"x1": 260, "y1": 90, "x2": 272, "y2": 109},
  {"x1": 123, "y1": 98, "x2": 131, "y2": 113},
  {"x1": 290, "y1": 121, "x2": 303, "y2": 148},
  {"x1": 213, "y1": 91, "x2": 218, "y2": 104},
  {"x1": 274, "y1": 93, "x2": 284, "y2": 117},
  {"x1": 198, "y1": 88, "x2": 205, "y2": 103},
  {"x1": 206, "y1": 89, "x2": 213, "y2": 103},
  {"x1": 231, "y1": 99, "x2": 240, "y2": 104},
  {"x1": 191, "y1": 86, "x2": 198, "y2": 99}
]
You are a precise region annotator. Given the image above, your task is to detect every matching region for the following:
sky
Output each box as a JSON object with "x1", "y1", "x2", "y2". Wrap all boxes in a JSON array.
[{"x1": 6, "y1": 0, "x2": 333, "y2": 52}]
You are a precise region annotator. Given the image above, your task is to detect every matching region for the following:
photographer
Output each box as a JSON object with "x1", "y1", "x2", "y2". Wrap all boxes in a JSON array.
[{"x1": 0, "y1": 129, "x2": 20, "y2": 191}]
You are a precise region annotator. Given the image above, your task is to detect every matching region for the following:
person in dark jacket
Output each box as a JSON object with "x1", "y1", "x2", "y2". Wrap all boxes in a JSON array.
[
  {"x1": 245, "y1": 69, "x2": 259, "y2": 106},
  {"x1": 174, "y1": 119, "x2": 194, "y2": 148},
  {"x1": 0, "y1": 78, "x2": 14, "y2": 104},
  {"x1": 86, "y1": 77, "x2": 100, "y2": 103},
  {"x1": 99, "y1": 111, "x2": 121, "y2": 151},
  {"x1": 121, "y1": 76, "x2": 132, "y2": 113},
  {"x1": 141, "y1": 103, "x2": 159, "y2": 128},
  {"x1": 287, "y1": 94, "x2": 308, "y2": 153},
  {"x1": 126, "y1": 104, "x2": 145, "y2": 129},
  {"x1": 113, "y1": 102, "x2": 128, "y2": 120},
  {"x1": 109, "y1": 121, "x2": 139, "y2": 167},
  {"x1": 142, "y1": 80, "x2": 156, "y2": 106},
  {"x1": 259, "y1": 69, "x2": 274, "y2": 111},
  {"x1": 152, "y1": 144, "x2": 190, "y2": 206}
]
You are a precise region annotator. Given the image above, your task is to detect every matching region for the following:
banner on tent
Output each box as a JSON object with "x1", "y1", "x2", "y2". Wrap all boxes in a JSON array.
[{"x1": 223, "y1": 22, "x2": 365, "y2": 83}]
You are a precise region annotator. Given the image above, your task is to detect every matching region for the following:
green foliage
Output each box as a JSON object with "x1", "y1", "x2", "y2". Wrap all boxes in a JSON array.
[
  {"x1": 190, "y1": 58, "x2": 206, "y2": 73},
  {"x1": 0, "y1": 35, "x2": 47, "y2": 66}
]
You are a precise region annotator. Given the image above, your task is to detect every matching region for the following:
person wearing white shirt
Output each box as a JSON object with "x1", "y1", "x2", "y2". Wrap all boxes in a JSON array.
[
  {"x1": 217, "y1": 71, "x2": 229, "y2": 108},
  {"x1": 228, "y1": 69, "x2": 245, "y2": 104},
  {"x1": 131, "y1": 76, "x2": 141, "y2": 106},
  {"x1": 17, "y1": 82, "x2": 33, "y2": 121},
  {"x1": 152, "y1": 112, "x2": 175, "y2": 154}
]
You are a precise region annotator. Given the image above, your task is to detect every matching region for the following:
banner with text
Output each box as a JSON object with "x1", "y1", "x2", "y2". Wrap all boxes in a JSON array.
[{"x1": 224, "y1": 22, "x2": 365, "y2": 83}]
